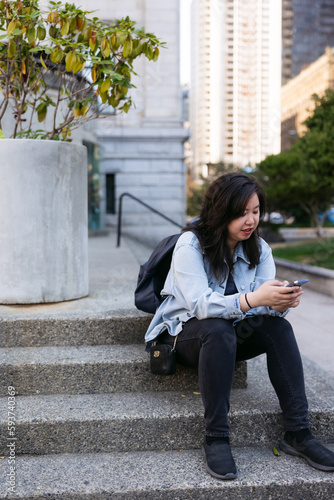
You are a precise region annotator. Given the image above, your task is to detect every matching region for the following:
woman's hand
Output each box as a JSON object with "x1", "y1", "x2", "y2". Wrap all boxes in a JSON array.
[{"x1": 246, "y1": 279, "x2": 303, "y2": 312}]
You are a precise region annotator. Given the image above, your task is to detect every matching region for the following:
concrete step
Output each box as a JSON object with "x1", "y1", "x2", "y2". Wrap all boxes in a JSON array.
[
  {"x1": 0, "y1": 315, "x2": 151, "y2": 348},
  {"x1": 0, "y1": 345, "x2": 247, "y2": 396},
  {"x1": 1, "y1": 446, "x2": 334, "y2": 499},
  {"x1": 0, "y1": 357, "x2": 333, "y2": 456}
]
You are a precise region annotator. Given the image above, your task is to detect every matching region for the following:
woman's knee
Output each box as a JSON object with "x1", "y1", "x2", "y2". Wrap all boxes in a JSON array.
[
  {"x1": 266, "y1": 317, "x2": 294, "y2": 338},
  {"x1": 198, "y1": 318, "x2": 237, "y2": 353},
  {"x1": 256, "y1": 317, "x2": 297, "y2": 350}
]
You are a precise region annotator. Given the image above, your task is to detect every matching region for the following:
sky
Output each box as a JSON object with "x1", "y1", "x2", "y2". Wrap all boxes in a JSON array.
[{"x1": 180, "y1": 0, "x2": 192, "y2": 85}]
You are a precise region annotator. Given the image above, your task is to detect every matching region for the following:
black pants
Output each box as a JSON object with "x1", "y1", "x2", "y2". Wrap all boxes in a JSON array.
[{"x1": 158, "y1": 316, "x2": 309, "y2": 437}]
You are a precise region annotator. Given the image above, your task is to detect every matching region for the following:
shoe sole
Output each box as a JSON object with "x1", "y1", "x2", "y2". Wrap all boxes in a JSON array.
[
  {"x1": 279, "y1": 439, "x2": 334, "y2": 472},
  {"x1": 201, "y1": 447, "x2": 238, "y2": 480}
]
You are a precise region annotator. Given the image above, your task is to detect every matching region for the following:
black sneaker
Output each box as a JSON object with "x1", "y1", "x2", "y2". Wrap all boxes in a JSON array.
[
  {"x1": 202, "y1": 439, "x2": 238, "y2": 480},
  {"x1": 279, "y1": 434, "x2": 334, "y2": 472}
]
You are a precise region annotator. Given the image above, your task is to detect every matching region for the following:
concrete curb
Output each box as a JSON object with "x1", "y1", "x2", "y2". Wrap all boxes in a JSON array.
[{"x1": 275, "y1": 257, "x2": 334, "y2": 297}]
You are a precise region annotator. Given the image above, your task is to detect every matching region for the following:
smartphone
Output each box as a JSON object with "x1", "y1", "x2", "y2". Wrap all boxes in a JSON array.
[{"x1": 285, "y1": 279, "x2": 309, "y2": 287}]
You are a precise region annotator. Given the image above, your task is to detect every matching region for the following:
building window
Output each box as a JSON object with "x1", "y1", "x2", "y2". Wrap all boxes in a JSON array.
[{"x1": 106, "y1": 173, "x2": 116, "y2": 214}]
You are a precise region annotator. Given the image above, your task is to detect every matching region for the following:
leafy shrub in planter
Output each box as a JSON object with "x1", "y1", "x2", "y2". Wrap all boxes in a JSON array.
[{"x1": 0, "y1": 0, "x2": 164, "y2": 140}]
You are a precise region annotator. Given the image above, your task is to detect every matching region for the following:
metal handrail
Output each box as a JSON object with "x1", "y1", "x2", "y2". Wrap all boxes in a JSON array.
[{"x1": 117, "y1": 192, "x2": 183, "y2": 247}]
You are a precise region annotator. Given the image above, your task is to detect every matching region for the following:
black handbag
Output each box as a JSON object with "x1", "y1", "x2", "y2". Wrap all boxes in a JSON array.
[{"x1": 150, "y1": 336, "x2": 178, "y2": 375}]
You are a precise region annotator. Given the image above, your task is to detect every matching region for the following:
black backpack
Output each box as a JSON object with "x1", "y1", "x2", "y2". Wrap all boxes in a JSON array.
[{"x1": 134, "y1": 233, "x2": 181, "y2": 314}]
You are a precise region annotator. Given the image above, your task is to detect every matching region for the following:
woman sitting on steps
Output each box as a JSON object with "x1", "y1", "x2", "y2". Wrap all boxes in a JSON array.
[{"x1": 145, "y1": 172, "x2": 334, "y2": 480}]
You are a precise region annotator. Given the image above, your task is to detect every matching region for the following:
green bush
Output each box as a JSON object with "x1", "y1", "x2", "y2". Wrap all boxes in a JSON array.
[{"x1": 0, "y1": 0, "x2": 164, "y2": 140}]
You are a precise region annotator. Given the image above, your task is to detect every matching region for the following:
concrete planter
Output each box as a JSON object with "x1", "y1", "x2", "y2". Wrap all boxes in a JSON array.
[{"x1": 0, "y1": 139, "x2": 88, "y2": 304}]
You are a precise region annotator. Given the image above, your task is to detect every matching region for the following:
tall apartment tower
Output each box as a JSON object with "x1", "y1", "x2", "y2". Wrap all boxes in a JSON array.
[
  {"x1": 282, "y1": 0, "x2": 293, "y2": 84},
  {"x1": 282, "y1": 0, "x2": 334, "y2": 84},
  {"x1": 190, "y1": 0, "x2": 281, "y2": 178},
  {"x1": 190, "y1": 0, "x2": 222, "y2": 178}
]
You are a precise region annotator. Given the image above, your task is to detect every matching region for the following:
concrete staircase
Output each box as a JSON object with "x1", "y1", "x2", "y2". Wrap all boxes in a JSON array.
[
  {"x1": 0, "y1": 232, "x2": 334, "y2": 499},
  {"x1": 0, "y1": 313, "x2": 334, "y2": 499}
]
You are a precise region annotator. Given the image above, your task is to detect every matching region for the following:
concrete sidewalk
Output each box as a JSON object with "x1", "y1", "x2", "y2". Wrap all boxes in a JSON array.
[{"x1": 0, "y1": 230, "x2": 333, "y2": 376}]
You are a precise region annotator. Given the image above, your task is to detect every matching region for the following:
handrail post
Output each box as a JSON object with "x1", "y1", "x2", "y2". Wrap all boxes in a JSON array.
[
  {"x1": 116, "y1": 192, "x2": 183, "y2": 247},
  {"x1": 117, "y1": 193, "x2": 124, "y2": 247}
]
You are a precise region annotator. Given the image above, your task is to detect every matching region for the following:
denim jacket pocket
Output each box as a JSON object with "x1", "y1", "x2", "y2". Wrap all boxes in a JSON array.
[{"x1": 250, "y1": 277, "x2": 267, "y2": 292}]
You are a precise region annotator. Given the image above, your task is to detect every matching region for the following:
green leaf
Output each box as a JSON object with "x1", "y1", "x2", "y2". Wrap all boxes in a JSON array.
[
  {"x1": 100, "y1": 92, "x2": 108, "y2": 104},
  {"x1": 11, "y1": 28, "x2": 24, "y2": 36},
  {"x1": 91, "y1": 66, "x2": 99, "y2": 82},
  {"x1": 40, "y1": 54, "x2": 47, "y2": 70},
  {"x1": 110, "y1": 33, "x2": 119, "y2": 49},
  {"x1": 100, "y1": 77, "x2": 111, "y2": 94},
  {"x1": 36, "y1": 102, "x2": 47, "y2": 122},
  {"x1": 37, "y1": 26, "x2": 46, "y2": 41},
  {"x1": 116, "y1": 31, "x2": 127, "y2": 45},
  {"x1": 27, "y1": 27, "x2": 36, "y2": 44},
  {"x1": 272, "y1": 447, "x2": 281, "y2": 457},
  {"x1": 111, "y1": 73, "x2": 123, "y2": 81},
  {"x1": 61, "y1": 20, "x2": 69, "y2": 36},
  {"x1": 7, "y1": 20, "x2": 16, "y2": 34},
  {"x1": 89, "y1": 37, "x2": 97, "y2": 52},
  {"x1": 140, "y1": 42, "x2": 147, "y2": 55},
  {"x1": 0, "y1": 129, "x2": 5, "y2": 139},
  {"x1": 73, "y1": 59, "x2": 84, "y2": 74},
  {"x1": 152, "y1": 47, "x2": 159, "y2": 62},
  {"x1": 30, "y1": 10, "x2": 40, "y2": 19},
  {"x1": 122, "y1": 102, "x2": 131, "y2": 113},
  {"x1": 108, "y1": 96, "x2": 119, "y2": 108},
  {"x1": 65, "y1": 51, "x2": 76, "y2": 72},
  {"x1": 122, "y1": 38, "x2": 133, "y2": 58},
  {"x1": 69, "y1": 17, "x2": 77, "y2": 33},
  {"x1": 101, "y1": 37, "x2": 110, "y2": 58},
  {"x1": 146, "y1": 45, "x2": 153, "y2": 60},
  {"x1": 51, "y1": 48, "x2": 63, "y2": 64},
  {"x1": 8, "y1": 39, "x2": 16, "y2": 58},
  {"x1": 49, "y1": 26, "x2": 58, "y2": 38}
]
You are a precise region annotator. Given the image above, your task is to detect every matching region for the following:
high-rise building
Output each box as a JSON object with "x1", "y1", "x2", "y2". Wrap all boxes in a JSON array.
[
  {"x1": 281, "y1": 47, "x2": 334, "y2": 151},
  {"x1": 281, "y1": 0, "x2": 293, "y2": 85},
  {"x1": 190, "y1": 0, "x2": 281, "y2": 178},
  {"x1": 282, "y1": 0, "x2": 334, "y2": 84},
  {"x1": 190, "y1": 0, "x2": 222, "y2": 178}
]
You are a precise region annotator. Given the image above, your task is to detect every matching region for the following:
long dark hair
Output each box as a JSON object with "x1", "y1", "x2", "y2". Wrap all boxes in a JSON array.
[{"x1": 184, "y1": 172, "x2": 266, "y2": 280}]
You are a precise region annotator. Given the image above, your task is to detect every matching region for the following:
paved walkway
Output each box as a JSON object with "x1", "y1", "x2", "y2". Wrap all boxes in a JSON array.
[{"x1": 0, "y1": 230, "x2": 333, "y2": 376}]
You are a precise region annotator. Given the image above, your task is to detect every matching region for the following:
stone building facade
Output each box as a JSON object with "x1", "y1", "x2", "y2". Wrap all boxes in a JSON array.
[{"x1": 81, "y1": 0, "x2": 188, "y2": 245}]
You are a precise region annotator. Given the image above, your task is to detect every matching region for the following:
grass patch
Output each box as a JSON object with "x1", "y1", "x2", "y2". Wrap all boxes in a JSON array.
[{"x1": 272, "y1": 238, "x2": 334, "y2": 270}]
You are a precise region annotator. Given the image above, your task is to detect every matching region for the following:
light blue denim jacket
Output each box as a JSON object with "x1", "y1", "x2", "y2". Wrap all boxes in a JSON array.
[{"x1": 145, "y1": 231, "x2": 288, "y2": 343}]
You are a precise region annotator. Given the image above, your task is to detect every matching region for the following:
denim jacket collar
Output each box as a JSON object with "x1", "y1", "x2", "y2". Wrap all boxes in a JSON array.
[{"x1": 233, "y1": 243, "x2": 251, "y2": 265}]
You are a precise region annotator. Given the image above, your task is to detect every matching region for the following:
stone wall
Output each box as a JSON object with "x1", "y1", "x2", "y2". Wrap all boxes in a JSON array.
[
  {"x1": 98, "y1": 126, "x2": 188, "y2": 245},
  {"x1": 81, "y1": 0, "x2": 188, "y2": 245}
]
